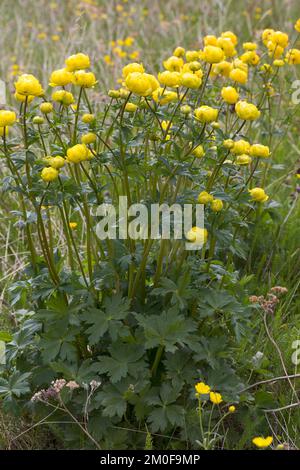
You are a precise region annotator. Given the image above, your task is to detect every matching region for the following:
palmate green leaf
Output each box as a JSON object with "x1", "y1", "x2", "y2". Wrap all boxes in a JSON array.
[
  {"x1": 135, "y1": 307, "x2": 197, "y2": 353},
  {"x1": 0, "y1": 371, "x2": 31, "y2": 401},
  {"x1": 152, "y1": 274, "x2": 194, "y2": 310},
  {"x1": 96, "y1": 342, "x2": 146, "y2": 383},
  {"x1": 147, "y1": 383, "x2": 184, "y2": 432},
  {"x1": 83, "y1": 293, "x2": 130, "y2": 344}
]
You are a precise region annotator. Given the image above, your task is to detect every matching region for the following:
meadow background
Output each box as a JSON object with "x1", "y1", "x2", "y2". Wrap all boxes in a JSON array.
[{"x1": 0, "y1": 0, "x2": 299, "y2": 449}]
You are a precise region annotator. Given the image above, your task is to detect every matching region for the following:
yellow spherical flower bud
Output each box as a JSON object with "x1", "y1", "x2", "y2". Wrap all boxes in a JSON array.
[
  {"x1": 152, "y1": 88, "x2": 178, "y2": 105},
  {"x1": 81, "y1": 132, "x2": 97, "y2": 144},
  {"x1": 82, "y1": 113, "x2": 95, "y2": 124},
  {"x1": 223, "y1": 139, "x2": 234, "y2": 149},
  {"x1": 221, "y1": 31, "x2": 238, "y2": 46},
  {"x1": 198, "y1": 191, "x2": 213, "y2": 204},
  {"x1": 286, "y1": 49, "x2": 300, "y2": 65},
  {"x1": 273, "y1": 59, "x2": 285, "y2": 67},
  {"x1": 186, "y1": 227, "x2": 208, "y2": 244},
  {"x1": 235, "y1": 100, "x2": 260, "y2": 121},
  {"x1": 240, "y1": 51, "x2": 260, "y2": 66},
  {"x1": 185, "y1": 50, "x2": 199, "y2": 62},
  {"x1": 295, "y1": 19, "x2": 300, "y2": 33},
  {"x1": 270, "y1": 31, "x2": 289, "y2": 49},
  {"x1": 203, "y1": 45, "x2": 225, "y2": 64},
  {"x1": 221, "y1": 86, "x2": 239, "y2": 104},
  {"x1": 52, "y1": 90, "x2": 74, "y2": 106},
  {"x1": 126, "y1": 72, "x2": 159, "y2": 96},
  {"x1": 267, "y1": 41, "x2": 284, "y2": 59},
  {"x1": 236, "y1": 154, "x2": 252, "y2": 165},
  {"x1": 262, "y1": 29, "x2": 275, "y2": 46},
  {"x1": 180, "y1": 104, "x2": 192, "y2": 115},
  {"x1": 249, "y1": 187, "x2": 269, "y2": 203},
  {"x1": 211, "y1": 199, "x2": 223, "y2": 212},
  {"x1": 15, "y1": 74, "x2": 44, "y2": 97},
  {"x1": 14, "y1": 92, "x2": 35, "y2": 103},
  {"x1": 252, "y1": 436, "x2": 273, "y2": 449},
  {"x1": 47, "y1": 156, "x2": 66, "y2": 169},
  {"x1": 69, "y1": 222, "x2": 78, "y2": 230},
  {"x1": 192, "y1": 145, "x2": 205, "y2": 158},
  {"x1": 243, "y1": 42, "x2": 257, "y2": 51},
  {"x1": 122, "y1": 62, "x2": 144, "y2": 79},
  {"x1": 41, "y1": 167, "x2": 59, "y2": 182},
  {"x1": 228, "y1": 405, "x2": 236, "y2": 413},
  {"x1": 217, "y1": 37, "x2": 236, "y2": 57},
  {"x1": 108, "y1": 89, "x2": 120, "y2": 98},
  {"x1": 124, "y1": 102, "x2": 138, "y2": 113},
  {"x1": 0, "y1": 110, "x2": 16, "y2": 127},
  {"x1": 32, "y1": 116, "x2": 44, "y2": 125},
  {"x1": 40, "y1": 102, "x2": 53, "y2": 114},
  {"x1": 195, "y1": 382, "x2": 210, "y2": 395},
  {"x1": 163, "y1": 56, "x2": 184, "y2": 72},
  {"x1": 210, "y1": 392, "x2": 223, "y2": 404},
  {"x1": 229, "y1": 68, "x2": 248, "y2": 84},
  {"x1": 49, "y1": 68, "x2": 73, "y2": 87},
  {"x1": 194, "y1": 106, "x2": 218, "y2": 123},
  {"x1": 66, "y1": 144, "x2": 89, "y2": 163},
  {"x1": 204, "y1": 35, "x2": 218, "y2": 46},
  {"x1": 173, "y1": 46, "x2": 185, "y2": 57},
  {"x1": 72, "y1": 70, "x2": 97, "y2": 88},
  {"x1": 212, "y1": 61, "x2": 233, "y2": 77},
  {"x1": 250, "y1": 144, "x2": 270, "y2": 158},
  {"x1": 181, "y1": 72, "x2": 202, "y2": 89},
  {"x1": 188, "y1": 61, "x2": 202, "y2": 72},
  {"x1": 158, "y1": 71, "x2": 182, "y2": 88},
  {"x1": 231, "y1": 139, "x2": 251, "y2": 155},
  {"x1": 65, "y1": 53, "x2": 90, "y2": 71}
]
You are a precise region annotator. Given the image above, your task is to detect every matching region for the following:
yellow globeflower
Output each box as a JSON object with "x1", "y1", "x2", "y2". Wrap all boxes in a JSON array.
[
  {"x1": 203, "y1": 45, "x2": 225, "y2": 63},
  {"x1": 163, "y1": 55, "x2": 184, "y2": 72},
  {"x1": 286, "y1": 49, "x2": 300, "y2": 65},
  {"x1": 229, "y1": 68, "x2": 248, "y2": 84},
  {"x1": 236, "y1": 154, "x2": 252, "y2": 165},
  {"x1": 195, "y1": 382, "x2": 210, "y2": 395},
  {"x1": 221, "y1": 31, "x2": 238, "y2": 46},
  {"x1": 211, "y1": 199, "x2": 223, "y2": 212},
  {"x1": 249, "y1": 187, "x2": 269, "y2": 203},
  {"x1": 185, "y1": 50, "x2": 199, "y2": 62},
  {"x1": 81, "y1": 132, "x2": 97, "y2": 144},
  {"x1": 262, "y1": 29, "x2": 275, "y2": 46},
  {"x1": 124, "y1": 102, "x2": 138, "y2": 112},
  {"x1": 295, "y1": 19, "x2": 300, "y2": 33},
  {"x1": 15, "y1": 74, "x2": 44, "y2": 96},
  {"x1": 228, "y1": 405, "x2": 236, "y2": 413},
  {"x1": 181, "y1": 72, "x2": 202, "y2": 89},
  {"x1": 49, "y1": 68, "x2": 73, "y2": 87},
  {"x1": 122, "y1": 62, "x2": 144, "y2": 78},
  {"x1": 158, "y1": 71, "x2": 182, "y2": 88},
  {"x1": 235, "y1": 100, "x2": 261, "y2": 121},
  {"x1": 186, "y1": 227, "x2": 208, "y2": 244},
  {"x1": 204, "y1": 35, "x2": 218, "y2": 46},
  {"x1": 210, "y1": 392, "x2": 223, "y2": 404},
  {"x1": 269, "y1": 31, "x2": 289, "y2": 48},
  {"x1": 250, "y1": 144, "x2": 270, "y2": 158},
  {"x1": 44, "y1": 156, "x2": 65, "y2": 169},
  {"x1": 82, "y1": 113, "x2": 95, "y2": 123},
  {"x1": 198, "y1": 191, "x2": 213, "y2": 204},
  {"x1": 217, "y1": 37, "x2": 236, "y2": 57},
  {"x1": 69, "y1": 222, "x2": 78, "y2": 230},
  {"x1": 67, "y1": 144, "x2": 89, "y2": 163},
  {"x1": 173, "y1": 46, "x2": 185, "y2": 57},
  {"x1": 221, "y1": 86, "x2": 239, "y2": 104},
  {"x1": 231, "y1": 139, "x2": 251, "y2": 155},
  {"x1": 194, "y1": 106, "x2": 218, "y2": 123},
  {"x1": 212, "y1": 61, "x2": 233, "y2": 77},
  {"x1": 192, "y1": 145, "x2": 205, "y2": 158},
  {"x1": 52, "y1": 90, "x2": 74, "y2": 105},
  {"x1": 153, "y1": 88, "x2": 178, "y2": 105},
  {"x1": 40, "y1": 102, "x2": 53, "y2": 114},
  {"x1": 126, "y1": 72, "x2": 159, "y2": 96},
  {"x1": 243, "y1": 42, "x2": 257, "y2": 51},
  {"x1": 65, "y1": 53, "x2": 90, "y2": 71},
  {"x1": 73, "y1": 71, "x2": 97, "y2": 88},
  {"x1": 41, "y1": 167, "x2": 59, "y2": 182},
  {"x1": 252, "y1": 436, "x2": 273, "y2": 449},
  {"x1": 0, "y1": 110, "x2": 16, "y2": 127}
]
